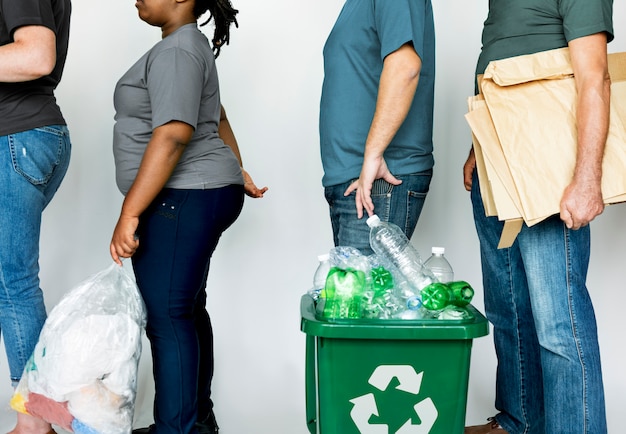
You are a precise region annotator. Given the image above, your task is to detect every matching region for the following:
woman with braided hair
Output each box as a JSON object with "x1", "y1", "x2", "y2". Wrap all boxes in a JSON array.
[{"x1": 109, "y1": 0, "x2": 262, "y2": 432}]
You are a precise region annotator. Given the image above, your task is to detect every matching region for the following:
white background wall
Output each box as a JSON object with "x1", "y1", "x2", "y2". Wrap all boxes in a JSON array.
[{"x1": 1, "y1": 0, "x2": 625, "y2": 432}]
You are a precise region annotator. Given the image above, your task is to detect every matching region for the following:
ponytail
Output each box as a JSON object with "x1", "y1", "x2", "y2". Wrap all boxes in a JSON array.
[{"x1": 195, "y1": 0, "x2": 239, "y2": 57}]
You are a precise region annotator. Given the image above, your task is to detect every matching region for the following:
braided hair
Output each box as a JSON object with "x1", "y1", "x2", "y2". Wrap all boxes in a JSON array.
[{"x1": 194, "y1": 0, "x2": 239, "y2": 58}]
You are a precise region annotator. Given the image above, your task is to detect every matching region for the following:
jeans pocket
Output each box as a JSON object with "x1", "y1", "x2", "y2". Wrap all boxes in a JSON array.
[{"x1": 9, "y1": 127, "x2": 68, "y2": 185}]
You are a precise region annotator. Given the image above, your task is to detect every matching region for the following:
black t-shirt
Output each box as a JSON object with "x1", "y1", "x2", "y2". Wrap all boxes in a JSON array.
[{"x1": 0, "y1": 0, "x2": 71, "y2": 135}]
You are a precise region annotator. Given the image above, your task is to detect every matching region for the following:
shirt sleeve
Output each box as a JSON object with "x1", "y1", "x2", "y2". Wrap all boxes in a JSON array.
[
  {"x1": 147, "y1": 47, "x2": 205, "y2": 131},
  {"x1": 560, "y1": 0, "x2": 614, "y2": 43},
  {"x1": 1, "y1": 0, "x2": 56, "y2": 37},
  {"x1": 374, "y1": 0, "x2": 428, "y2": 60}
]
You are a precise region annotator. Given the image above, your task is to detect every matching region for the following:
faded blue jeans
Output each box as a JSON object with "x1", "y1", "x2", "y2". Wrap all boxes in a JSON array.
[
  {"x1": 471, "y1": 171, "x2": 606, "y2": 434},
  {"x1": 324, "y1": 171, "x2": 432, "y2": 255},
  {"x1": 0, "y1": 126, "x2": 71, "y2": 386}
]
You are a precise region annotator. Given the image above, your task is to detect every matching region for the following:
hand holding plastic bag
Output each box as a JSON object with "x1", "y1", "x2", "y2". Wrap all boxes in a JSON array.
[{"x1": 11, "y1": 263, "x2": 147, "y2": 434}]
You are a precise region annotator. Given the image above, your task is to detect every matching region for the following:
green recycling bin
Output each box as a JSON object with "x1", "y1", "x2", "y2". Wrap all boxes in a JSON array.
[{"x1": 301, "y1": 294, "x2": 489, "y2": 434}]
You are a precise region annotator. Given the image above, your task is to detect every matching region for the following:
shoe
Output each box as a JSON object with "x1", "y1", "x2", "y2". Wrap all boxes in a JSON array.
[
  {"x1": 465, "y1": 417, "x2": 509, "y2": 434},
  {"x1": 197, "y1": 411, "x2": 219, "y2": 433},
  {"x1": 132, "y1": 426, "x2": 154, "y2": 434},
  {"x1": 132, "y1": 419, "x2": 218, "y2": 434}
]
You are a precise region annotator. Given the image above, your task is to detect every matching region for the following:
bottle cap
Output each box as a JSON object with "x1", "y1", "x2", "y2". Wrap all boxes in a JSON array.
[
  {"x1": 317, "y1": 253, "x2": 330, "y2": 262},
  {"x1": 432, "y1": 246, "x2": 445, "y2": 255},
  {"x1": 366, "y1": 215, "x2": 381, "y2": 227}
]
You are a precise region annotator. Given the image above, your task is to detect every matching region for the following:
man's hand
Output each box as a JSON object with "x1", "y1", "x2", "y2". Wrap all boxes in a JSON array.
[
  {"x1": 463, "y1": 147, "x2": 476, "y2": 191},
  {"x1": 344, "y1": 155, "x2": 401, "y2": 218},
  {"x1": 560, "y1": 179, "x2": 604, "y2": 230}
]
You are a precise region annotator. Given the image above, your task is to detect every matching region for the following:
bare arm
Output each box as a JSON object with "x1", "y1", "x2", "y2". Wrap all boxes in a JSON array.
[
  {"x1": 219, "y1": 105, "x2": 268, "y2": 198},
  {"x1": 0, "y1": 26, "x2": 56, "y2": 82},
  {"x1": 345, "y1": 43, "x2": 422, "y2": 218},
  {"x1": 110, "y1": 121, "x2": 193, "y2": 264},
  {"x1": 559, "y1": 33, "x2": 611, "y2": 229}
]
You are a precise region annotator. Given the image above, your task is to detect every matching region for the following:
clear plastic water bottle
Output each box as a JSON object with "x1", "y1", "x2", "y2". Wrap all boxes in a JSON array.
[
  {"x1": 309, "y1": 253, "x2": 331, "y2": 300},
  {"x1": 424, "y1": 247, "x2": 454, "y2": 283},
  {"x1": 366, "y1": 215, "x2": 435, "y2": 292}
]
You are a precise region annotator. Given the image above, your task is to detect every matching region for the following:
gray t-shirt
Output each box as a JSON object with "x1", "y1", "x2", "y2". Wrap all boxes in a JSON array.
[{"x1": 113, "y1": 24, "x2": 243, "y2": 195}]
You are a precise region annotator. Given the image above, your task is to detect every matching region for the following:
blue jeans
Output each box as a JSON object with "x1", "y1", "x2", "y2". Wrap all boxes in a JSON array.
[
  {"x1": 471, "y1": 171, "x2": 606, "y2": 434},
  {"x1": 0, "y1": 126, "x2": 71, "y2": 386},
  {"x1": 132, "y1": 186, "x2": 244, "y2": 434},
  {"x1": 324, "y1": 171, "x2": 432, "y2": 255}
]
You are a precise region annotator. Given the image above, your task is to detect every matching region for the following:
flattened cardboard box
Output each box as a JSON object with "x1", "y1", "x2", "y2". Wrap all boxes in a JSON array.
[{"x1": 466, "y1": 48, "x2": 626, "y2": 248}]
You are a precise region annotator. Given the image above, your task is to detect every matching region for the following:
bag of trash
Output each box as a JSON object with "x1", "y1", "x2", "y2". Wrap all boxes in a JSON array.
[{"x1": 11, "y1": 263, "x2": 146, "y2": 434}]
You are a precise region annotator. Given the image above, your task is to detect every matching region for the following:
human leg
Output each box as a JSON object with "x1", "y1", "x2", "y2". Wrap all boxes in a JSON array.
[
  {"x1": 469, "y1": 171, "x2": 544, "y2": 434},
  {"x1": 324, "y1": 171, "x2": 431, "y2": 255},
  {"x1": 0, "y1": 127, "x2": 70, "y2": 433},
  {"x1": 517, "y1": 217, "x2": 606, "y2": 433},
  {"x1": 194, "y1": 288, "x2": 219, "y2": 432},
  {"x1": 132, "y1": 186, "x2": 243, "y2": 434},
  {"x1": 0, "y1": 126, "x2": 71, "y2": 385}
]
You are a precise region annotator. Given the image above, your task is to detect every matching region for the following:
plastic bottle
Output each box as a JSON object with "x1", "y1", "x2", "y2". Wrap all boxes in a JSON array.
[
  {"x1": 424, "y1": 247, "x2": 454, "y2": 283},
  {"x1": 320, "y1": 267, "x2": 366, "y2": 319},
  {"x1": 420, "y1": 280, "x2": 475, "y2": 311},
  {"x1": 313, "y1": 254, "x2": 331, "y2": 288},
  {"x1": 366, "y1": 215, "x2": 435, "y2": 291}
]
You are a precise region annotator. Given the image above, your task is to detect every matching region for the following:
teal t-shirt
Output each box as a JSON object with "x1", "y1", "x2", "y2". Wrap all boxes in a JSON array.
[
  {"x1": 320, "y1": 0, "x2": 435, "y2": 187},
  {"x1": 476, "y1": 0, "x2": 614, "y2": 76}
]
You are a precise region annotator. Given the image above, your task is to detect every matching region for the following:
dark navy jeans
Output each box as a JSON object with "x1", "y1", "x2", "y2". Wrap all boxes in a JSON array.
[{"x1": 132, "y1": 186, "x2": 243, "y2": 434}]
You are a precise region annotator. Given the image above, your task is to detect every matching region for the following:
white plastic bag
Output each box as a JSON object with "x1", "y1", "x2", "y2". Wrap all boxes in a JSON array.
[{"x1": 11, "y1": 263, "x2": 147, "y2": 434}]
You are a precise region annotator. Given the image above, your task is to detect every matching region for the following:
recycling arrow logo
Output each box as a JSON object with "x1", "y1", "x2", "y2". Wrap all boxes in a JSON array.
[{"x1": 349, "y1": 365, "x2": 438, "y2": 433}]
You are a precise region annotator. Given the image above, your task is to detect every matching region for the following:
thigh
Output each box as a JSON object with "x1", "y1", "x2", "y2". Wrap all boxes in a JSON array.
[
  {"x1": 386, "y1": 171, "x2": 432, "y2": 239},
  {"x1": 517, "y1": 216, "x2": 592, "y2": 343},
  {"x1": 325, "y1": 181, "x2": 374, "y2": 254}
]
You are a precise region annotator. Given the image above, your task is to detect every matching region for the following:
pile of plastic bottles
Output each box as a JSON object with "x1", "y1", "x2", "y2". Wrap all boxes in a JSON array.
[{"x1": 308, "y1": 215, "x2": 475, "y2": 321}]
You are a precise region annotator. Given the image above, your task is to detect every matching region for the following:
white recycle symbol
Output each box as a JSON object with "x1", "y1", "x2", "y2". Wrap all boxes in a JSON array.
[{"x1": 349, "y1": 365, "x2": 438, "y2": 434}]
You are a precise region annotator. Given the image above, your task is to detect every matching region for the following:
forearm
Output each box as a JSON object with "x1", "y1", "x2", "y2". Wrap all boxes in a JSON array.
[
  {"x1": 0, "y1": 26, "x2": 56, "y2": 82},
  {"x1": 121, "y1": 123, "x2": 191, "y2": 218},
  {"x1": 569, "y1": 33, "x2": 611, "y2": 186},
  {"x1": 364, "y1": 43, "x2": 421, "y2": 160},
  {"x1": 572, "y1": 76, "x2": 610, "y2": 184}
]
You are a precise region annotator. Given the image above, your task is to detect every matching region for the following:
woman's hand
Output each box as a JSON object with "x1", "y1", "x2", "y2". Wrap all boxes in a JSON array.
[
  {"x1": 110, "y1": 214, "x2": 140, "y2": 265},
  {"x1": 242, "y1": 168, "x2": 268, "y2": 198}
]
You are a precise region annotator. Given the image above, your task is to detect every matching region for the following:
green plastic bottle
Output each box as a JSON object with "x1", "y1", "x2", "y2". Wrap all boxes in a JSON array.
[
  {"x1": 420, "y1": 281, "x2": 475, "y2": 311},
  {"x1": 320, "y1": 267, "x2": 366, "y2": 319}
]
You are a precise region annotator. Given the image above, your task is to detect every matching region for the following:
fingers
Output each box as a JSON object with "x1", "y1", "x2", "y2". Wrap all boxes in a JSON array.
[
  {"x1": 382, "y1": 171, "x2": 402, "y2": 186},
  {"x1": 560, "y1": 206, "x2": 575, "y2": 229},
  {"x1": 245, "y1": 185, "x2": 268, "y2": 198},
  {"x1": 110, "y1": 238, "x2": 139, "y2": 264},
  {"x1": 463, "y1": 165, "x2": 473, "y2": 191},
  {"x1": 110, "y1": 243, "x2": 123, "y2": 266},
  {"x1": 242, "y1": 169, "x2": 268, "y2": 198},
  {"x1": 463, "y1": 149, "x2": 476, "y2": 191},
  {"x1": 360, "y1": 187, "x2": 375, "y2": 217}
]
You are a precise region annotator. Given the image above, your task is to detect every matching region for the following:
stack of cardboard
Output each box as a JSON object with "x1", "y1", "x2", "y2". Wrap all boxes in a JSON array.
[{"x1": 466, "y1": 48, "x2": 626, "y2": 247}]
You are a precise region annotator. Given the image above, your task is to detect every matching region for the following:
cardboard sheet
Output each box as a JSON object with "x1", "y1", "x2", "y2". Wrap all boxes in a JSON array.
[{"x1": 466, "y1": 48, "x2": 626, "y2": 247}]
